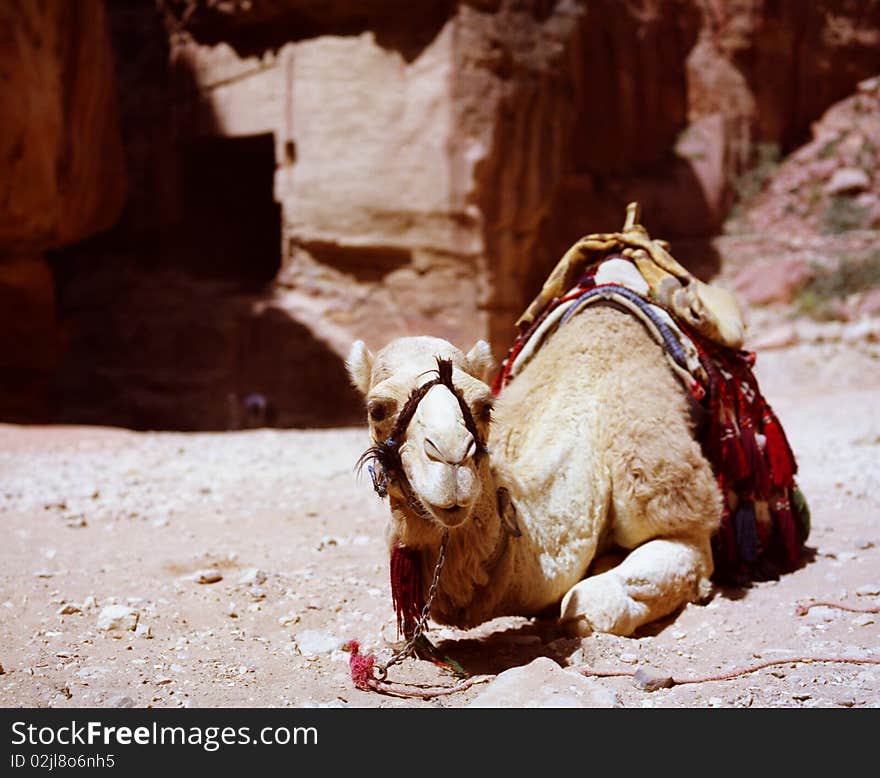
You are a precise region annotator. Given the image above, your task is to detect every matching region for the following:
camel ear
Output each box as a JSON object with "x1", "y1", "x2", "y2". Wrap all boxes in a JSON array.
[
  {"x1": 465, "y1": 339, "x2": 494, "y2": 383},
  {"x1": 346, "y1": 340, "x2": 374, "y2": 396}
]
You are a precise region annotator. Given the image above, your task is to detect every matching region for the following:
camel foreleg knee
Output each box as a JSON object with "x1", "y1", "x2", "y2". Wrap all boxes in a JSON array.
[{"x1": 560, "y1": 537, "x2": 713, "y2": 637}]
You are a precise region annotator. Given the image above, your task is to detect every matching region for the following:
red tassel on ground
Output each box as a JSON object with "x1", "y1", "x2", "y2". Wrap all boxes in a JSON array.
[
  {"x1": 345, "y1": 641, "x2": 376, "y2": 690},
  {"x1": 390, "y1": 544, "x2": 424, "y2": 638}
]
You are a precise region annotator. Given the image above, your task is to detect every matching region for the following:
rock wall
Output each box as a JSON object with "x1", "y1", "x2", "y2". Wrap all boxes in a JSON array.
[
  {"x1": 0, "y1": 0, "x2": 125, "y2": 422},
  {"x1": 4, "y1": 0, "x2": 880, "y2": 428}
]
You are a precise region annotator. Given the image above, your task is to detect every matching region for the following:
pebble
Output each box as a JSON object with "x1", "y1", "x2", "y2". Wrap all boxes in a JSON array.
[
  {"x1": 293, "y1": 630, "x2": 344, "y2": 657},
  {"x1": 633, "y1": 665, "x2": 675, "y2": 692},
  {"x1": 853, "y1": 615, "x2": 875, "y2": 627},
  {"x1": 316, "y1": 536, "x2": 338, "y2": 551},
  {"x1": 278, "y1": 612, "x2": 301, "y2": 627},
  {"x1": 855, "y1": 540, "x2": 875, "y2": 550},
  {"x1": 468, "y1": 658, "x2": 620, "y2": 708},
  {"x1": 855, "y1": 584, "x2": 880, "y2": 597},
  {"x1": 0, "y1": 663, "x2": 5, "y2": 675},
  {"x1": 194, "y1": 569, "x2": 223, "y2": 584},
  {"x1": 618, "y1": 652, "x2": 638, "y2": 664},
  {"x1": 238, "y1": 568, "x2": 267, "y2": 586},
  {"x1": 97, "y1": 605, "x2": 139, "y2": 633},
  {"x1": 135, "y1": 623, "x2": 153, "y2": 639},
  {"x1": 57, "y1": 603, "x2": 82, "y2": 615},
  {"x1": 825, "y1": 167, "x2": 870, "y2": 195},
  {"x1": 107, "y1": 695, "x2": 136, "y2": 708}
]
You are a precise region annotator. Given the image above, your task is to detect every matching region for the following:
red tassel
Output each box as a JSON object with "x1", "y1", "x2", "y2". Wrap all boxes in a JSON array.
[
  {"x1": 736, "y1": 390, "x2": 770, "y2": 498},
  {"x1": 717, "y1": 499, "x2": 738, "y2": 568},
  {"x1": 719, "y1": 419, "x2": 748, "y2": 483},
  {"x1": 390, "y1": 544, "x2": 424, "y2": 638},
  {"x1": 754, "y1": 500, "x2": 773, "y2": 552},
  {"x1": 771, "y1": 493, "x2": 800, "y2": 570},
  {"x1": 345, "y1": 641, "x2": 376, "y2": 690},
  {"x1": 762, "y1": 410, "x2": 797, "y2": 489}
]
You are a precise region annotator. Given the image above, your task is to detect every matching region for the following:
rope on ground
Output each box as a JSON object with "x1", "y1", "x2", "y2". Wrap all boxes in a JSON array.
[
  {"x1": 347, "y1": 598, "x2": 880, "y2": 697},
  {"x1": 358, "y1": 675, "x2": 494, "y2": 700},
  {"x1": 795, "y1": 600, "x2": 880, "y2": 616}
]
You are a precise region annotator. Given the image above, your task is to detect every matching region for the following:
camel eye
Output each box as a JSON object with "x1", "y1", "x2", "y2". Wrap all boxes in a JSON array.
[{"x1": 368, "y1": 399, "x2": 395, "y2": 423}]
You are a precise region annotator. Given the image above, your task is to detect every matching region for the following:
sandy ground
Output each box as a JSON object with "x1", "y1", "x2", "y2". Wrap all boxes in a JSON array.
[{"x1": 1, "y1": 328, "x2": 879, "y2": 709}]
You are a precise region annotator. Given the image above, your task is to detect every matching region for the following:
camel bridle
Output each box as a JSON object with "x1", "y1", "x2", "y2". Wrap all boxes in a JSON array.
[{"x1": 358, "y1": 357, "x2": 489, "y2": 505}]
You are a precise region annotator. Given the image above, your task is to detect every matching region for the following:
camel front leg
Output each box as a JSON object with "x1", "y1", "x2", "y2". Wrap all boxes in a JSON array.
[{"x1": 559, "y1": 537, "x2": 713, "y2": 637}]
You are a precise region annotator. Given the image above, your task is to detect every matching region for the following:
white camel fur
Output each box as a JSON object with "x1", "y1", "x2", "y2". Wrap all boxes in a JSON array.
[{"x1": 346, "y1": 304, "x2": 723, "y2": 637}]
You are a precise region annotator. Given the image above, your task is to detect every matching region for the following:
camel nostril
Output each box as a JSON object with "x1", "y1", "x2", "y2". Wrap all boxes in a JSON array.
[
  {"x1": 424, "y1": 437, "x2": 444, "y2": 462},
  {"x1": 424, "y1": 435, "x2": 475, "y2": 466}
]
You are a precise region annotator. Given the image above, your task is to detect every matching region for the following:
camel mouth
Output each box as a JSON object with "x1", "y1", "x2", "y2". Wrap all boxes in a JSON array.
[{"x1": 428, "y1": 502, "x2": 471, "y2": 527}]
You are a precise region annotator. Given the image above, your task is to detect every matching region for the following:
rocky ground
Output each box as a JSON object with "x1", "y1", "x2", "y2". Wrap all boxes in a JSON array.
[{"x1": 1, "y1": 313, "x2": 878, "y2": 709}]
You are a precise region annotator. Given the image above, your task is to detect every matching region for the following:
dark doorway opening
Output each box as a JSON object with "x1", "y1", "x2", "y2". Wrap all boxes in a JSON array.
[{"x1": 176, "y1": 133, "x2": 281, "y2": 288}]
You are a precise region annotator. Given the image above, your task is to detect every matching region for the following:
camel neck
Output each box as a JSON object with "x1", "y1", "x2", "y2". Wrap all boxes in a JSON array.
[{"x1": 428, "y1": 480, "x2": 520, "y2": 627}]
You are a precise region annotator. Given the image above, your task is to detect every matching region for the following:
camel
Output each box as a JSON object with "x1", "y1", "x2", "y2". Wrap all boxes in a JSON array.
[
  {"x1": 346, "y1": 308, "x2": 722, "y2": 638},
  {"x1": 345, "y1": 206, "x2": 807, "y2": 641}
]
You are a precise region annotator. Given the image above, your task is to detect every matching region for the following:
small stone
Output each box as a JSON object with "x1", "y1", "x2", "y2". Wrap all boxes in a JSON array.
[
  {"x1": 293, "y1": 630, "x2": 344, "y2": 657},
  {"x1": 825, "y1": 167, "x2": 871, "y2": 195},
  {"x1": 0, "y1": 663, "x2": 5, "y2": 675},
  {"x1": 194, "y1": 569, "x2": 223, "y2": 584},
  {"x1": 155, "y1": 677, "x2": 173, "y2": 686},
  {"x1": 135, "y1": 623, "x2": 153, "y2": 639},
  {"x1": 618, "y1": 652, "x2": 638, "y2": 664},
  {"x1": 278, "y1": 612, "x2": 301, "y2": 627},
  {"x1": 468, "y1": 657, "x2": 619, "y2": 708},
  {"x1": 633, "y1": 665, "x2": 675, "y2": 692},
  {"x1": 792, "y1": 692, "x2": 811, "y2": 701},
  {"x1": 97, "y1": 605, "x2": 139, "y2": 633},
  {"x1": 33, "y1": 570, "x2": 54, "y2": 579},
  {"x1": 238, "y1": 568, "x2": 267, "y2": 585},
  {"x1": 107, "y1": 695, "x2": 136, "y2": 708},
  {"x1": 855, "y1": 584, "x2": 880, "y2": 597},
  {"x1": 57, "y1": 603, "x2": 82, "y2": 615},
  {"x1": 853, "y1": 615, "x2": 876, "y2": 627},
  {"x1": 855, "y1": 539, "x2": 875, "y2": 551}
]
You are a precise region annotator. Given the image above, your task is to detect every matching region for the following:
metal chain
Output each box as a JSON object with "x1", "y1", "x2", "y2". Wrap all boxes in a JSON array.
[{"x1": 373, "y1": 528, "x2": 449, "y2": 682}]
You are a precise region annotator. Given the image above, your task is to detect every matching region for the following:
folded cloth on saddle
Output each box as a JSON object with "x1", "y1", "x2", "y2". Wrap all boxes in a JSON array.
[{"x1": 516, "y1": 202, "x2": 745, "y2": 350}]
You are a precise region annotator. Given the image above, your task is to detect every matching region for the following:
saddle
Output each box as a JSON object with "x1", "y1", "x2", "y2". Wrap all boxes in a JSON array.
[{"x1": 492, "y1": 203, "x2": 810, "y2": 585}]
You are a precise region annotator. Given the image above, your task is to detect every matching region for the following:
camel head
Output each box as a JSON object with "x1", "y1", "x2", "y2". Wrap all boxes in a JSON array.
[{"x1": 346, "y1": 336, "x2": 495, "y2": 532}]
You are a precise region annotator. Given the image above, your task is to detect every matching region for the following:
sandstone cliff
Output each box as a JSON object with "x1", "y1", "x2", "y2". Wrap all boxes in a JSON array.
[{"x1": 2, "y1": 0, "x2": 879, "y2": 427}]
